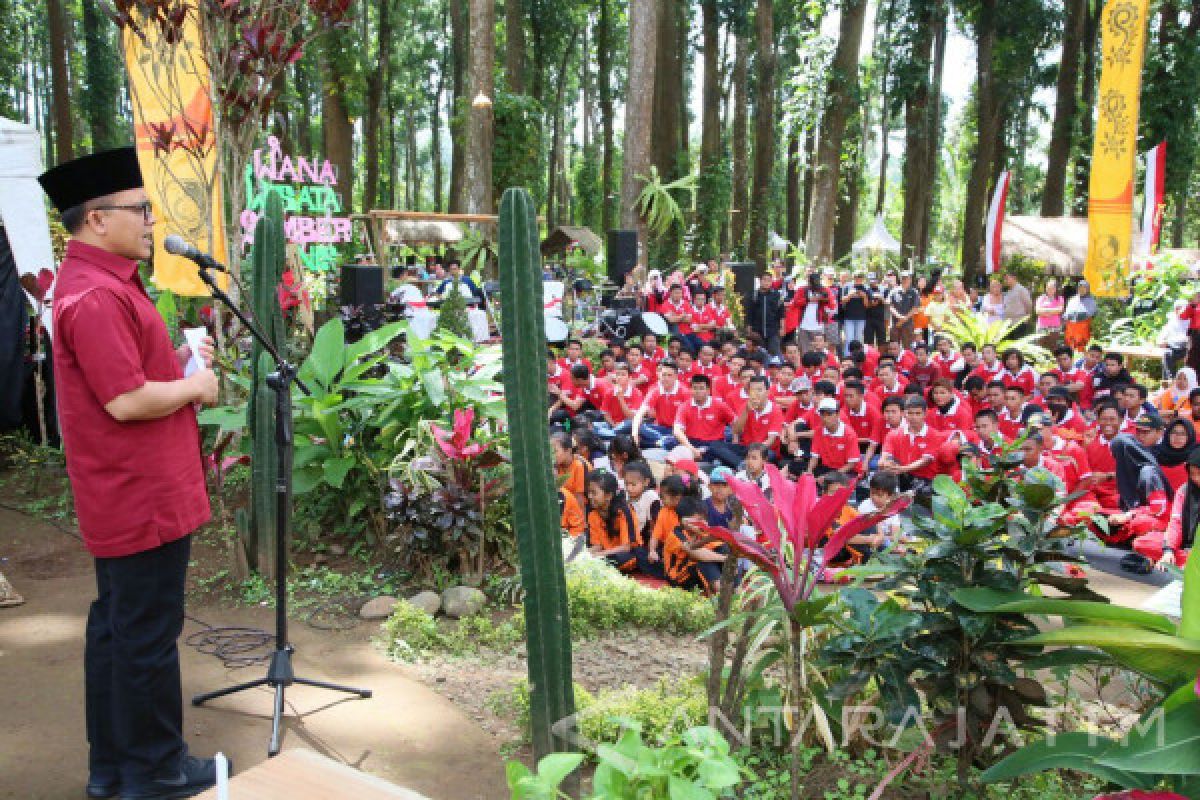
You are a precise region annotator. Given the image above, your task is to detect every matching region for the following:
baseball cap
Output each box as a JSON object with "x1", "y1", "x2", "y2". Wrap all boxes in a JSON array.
[
  {"x1": 818, "y1": 398, "x2": 839, "y2": 413},
  {"x1": 667, "y1": 454, "x2": 700, "y2": 476},
  {"x1": 1134, "y1": 413, "x2": 1165, "y2": 431},
  {"x1": 709, "y1": 466, "x2": 734, "y2": 484},
  {"x1": 767, "y1": 355, "x2": 784, "y2": 367}
]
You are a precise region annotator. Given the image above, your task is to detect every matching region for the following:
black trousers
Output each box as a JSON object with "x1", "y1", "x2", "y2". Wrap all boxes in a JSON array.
[
  {"x1": 864, "y1": 317, "x2": 887, "y2": 347},
  {"x1": 86, "y1": 535, "x2": 190, "y2": 787}
]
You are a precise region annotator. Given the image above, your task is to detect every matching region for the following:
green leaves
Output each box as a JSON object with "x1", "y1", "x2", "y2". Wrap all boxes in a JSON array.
[
  {"x1": 1014, "y1": 627, "x2": 1200, "y2": 688},
  {"x1": 300, "y1": 317, "x2": 346, "y2": 391},
  {"x1": 952, "y1": 588, "x2": 1179, "y2": 635},
  {"x1": 588, "y1": 726, "x2": 743, "y2": 800},
  {"x1": 980, "y1": 732, "x2": 1154, "y2": 788},
  {"x1": 634, "y1": 165, "x2": 698, "y2": 238}
]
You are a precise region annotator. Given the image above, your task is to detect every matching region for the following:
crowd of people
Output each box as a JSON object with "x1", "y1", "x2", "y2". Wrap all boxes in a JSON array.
[{"x1": 546, "y1": 263, "x2": 1196, "y2": 593}]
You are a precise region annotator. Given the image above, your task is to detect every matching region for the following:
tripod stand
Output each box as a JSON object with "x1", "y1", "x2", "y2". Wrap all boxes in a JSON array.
[{"x1": 190, "y1": 266, "x2": 371, "y2": 757}]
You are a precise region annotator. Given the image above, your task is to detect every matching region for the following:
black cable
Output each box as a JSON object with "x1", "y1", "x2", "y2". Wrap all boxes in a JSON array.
[{"x1": 184, "y1": 613, "x2": 273, "y2": 669}]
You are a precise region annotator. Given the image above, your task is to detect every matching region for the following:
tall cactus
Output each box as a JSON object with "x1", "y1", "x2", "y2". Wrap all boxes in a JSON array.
[
  {"x1": 498, "y1": 188, "x2": 578, "y2": 771},
  {"x1": 240, "y1": 189, "x2": 286, "y2": 578}
]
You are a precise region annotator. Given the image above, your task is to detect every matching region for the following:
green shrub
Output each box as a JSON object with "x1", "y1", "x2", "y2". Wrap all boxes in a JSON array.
[
  {"x1": 559, "y1": 558, "x2": 716, "y2": 637},
  {"x1": 492, "y1": 676, "x2": 708, "y2": 754},
  {"x1": 380, "y1": 600, "x2": 523, "y2": 662}
]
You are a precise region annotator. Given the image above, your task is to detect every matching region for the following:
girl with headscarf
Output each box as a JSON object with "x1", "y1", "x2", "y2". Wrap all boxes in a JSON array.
[
  {"x1": 1155, "y1": 418, "x2": 1196, "y2": 492},
  {"x1": 1063, "y1": 280, "x2": 1097, "y2": 350},
  {"x1": 1134, "y1": 448, "x2": 1199, "y2": 570},
  {"x1": 1156, "y1": 366, "x2": 1197, "y2": 419}
]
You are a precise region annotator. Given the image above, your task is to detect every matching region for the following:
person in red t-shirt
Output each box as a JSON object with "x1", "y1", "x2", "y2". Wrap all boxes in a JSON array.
[
  {"x1": 626, "y1": 360, "x2": 687, "y2": 449},
  {"x1": 641, "y1": 334, "x2": 666, "y2": 368},
  {"x1": 1043, "y1": 386, "x2": 1091, "y2": 440},
  {"x1": 880, "y1": 397, "x2": 951, "y2": 487},
  {"x1": 564, "y1": 365, "x2": 616, "y2": 420},
  {"x1": 871, "y1": 362, "x2": 908, "y2": 406},
  {"x1": 908, "y1": 343, "x2": 939, "y2": 393},
  {"x1": 720, "y1": 364, "x2": 754, "y2": 413},
  {"x1": 808, "y1": 398, "x2": 862, "y2": 476},
  {"x1": 694, "y1": 343, "x2": 727, "y2": 380},
  {"x1": 843, "y1": 380, "x2": 885, "y2": 470},
  {"x1": 931, "y1": 337, "x2": 965, "y2": 382},
  {"x1": 970, "y1": 344, "x2": 1005, "y2": 385},
  {"x1": 999, "y1": 348, "x2": 1037, "y2": 395},
  {"x1": 1048, "y1": 346, "x2": 1090, "y2": 405},
  {"x1": 601, "y1": 362, "x2": 645, "y2": 426},
  {"x1": 661, "y1": 284, "x2": 692, "y2": 338},
  {"x1": 997, "y1": 384, "x2": 1042, "y2": 441},
  {"x1": 927, "y1": 378, "x2": 974, "y2": 435},
  {"x1": 1181, "y1": 291, "x2": 1200, "y2": 372},
  {"x1": 1082, "y1": 403, "x2": 1122, "y2": 512},
  {"x1": 709, "y1": 376, "x2": 784, "y2": 468},
  {"x1": 556, "y1": 338, "x2": 589, "y2": 374},
  {"x1": 673, "y1": 375, "x2": 737, "y2": 463},
  {"x1": 624, "y1": 344, "x2": 655, "y2": 390},
  {"x1": 41, "y1": 148, "x2": 223, "y2": 795}
]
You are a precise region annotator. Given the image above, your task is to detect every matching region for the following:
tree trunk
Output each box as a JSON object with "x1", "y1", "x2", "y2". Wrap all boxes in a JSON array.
[
  {"x1": 46, "y1": 0, "x2": 73, "y2": 163},
  {"x1": 651, "y1": 0, "x2": 686, "y2": 261},
  {"x1": 364, "y1": 0, "x2": 393, "y2": 210},
  {"x1": 1072, "y1": 0, "x2": 1099, "y2": 217},
  {"x1": 786, "y1": 131, "x2": 801, "y2": 245},
  {"x1": 730, "y1": 32, "x2": 750, "y2": 252},
  {"x1": 747, "y1": 0, "x2": 777, "y2": 270},
  {"x1": 597, "y1": 0, "x2": 616, "y2": 234},
  {"x1": 1041, "y1": 0, "x2": 1086, "y2": 216},
  {"x1": 874, "y1": 0, "x2": 897, "y2": 215},
  {"x1": 900, "y1": 16, "x2": 933, "y2": 265},
  {"x1": 801, "y1": 126, "x2": 816, "y2": 238},
  {"x1": 463, "y1": 0, "x2": 495, "y2": 215},
  {"x1": 960, "y1": 0, "x2": 999, "y2": 286},
  {"x1": 449, "y1": 0, "x2": 468, "y2": 212},
  {"x1": 431, "y1": 85, "x2": 445, "y2": 212},
  {"x1": 80, "y1": 0, "x2": 121, "y2": 149},
  {"x1": 919, "y1": 8, "x2": 947, "y2": 260},
  {"x1": 547, "y1": 27, "x2": 578, "y2": 229},
  {"x1": 695, "y1": 0, "x2": 722, "y2": 258},
  {"x1": 620, "y1": 0, "x2": 658, "y2": 239},
  {"x1": 505, "y1": 0, "x2": 527, "y2": 93},
  {"x1": 320, "y1": 35, "x2": 355, "y2": 209},
  {"x1": 295, "y1": 60, "x2": 314, "y2": 155},
  {"x1": 805, "y1": 0, "x2": 868, "y2": 265},
  {"x1": 834, "y1": 157, "x2": 861, "y2": 259}
]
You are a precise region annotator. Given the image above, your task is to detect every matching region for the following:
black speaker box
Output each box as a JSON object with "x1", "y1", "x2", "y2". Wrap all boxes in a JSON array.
[
  {"x1": 607, "y1": 229, "x2": 638, "y2": 285},
  {"x1": 340, "y1": 263, "x2": 384, "y2": 307}
]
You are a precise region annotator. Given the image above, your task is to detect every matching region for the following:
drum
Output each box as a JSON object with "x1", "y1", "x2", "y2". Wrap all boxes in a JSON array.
[
  {"x1": 639, "y1": 312, "x2": 669, "y2": 337},
  {"x1": 545, "y1": 314, "x2": 570, "y2": 343}
]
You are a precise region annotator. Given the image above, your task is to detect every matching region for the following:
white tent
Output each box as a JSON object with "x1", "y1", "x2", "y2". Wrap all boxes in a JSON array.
[
  {"x1": 0, "y1": 117, "x2": 55, "y2": 329},
  {"x1": 852, "y1": 213, "x2": 901, "y2": 254},
  {"x1": 767, "y1": 231, "x2": 791, "y2": 253}
]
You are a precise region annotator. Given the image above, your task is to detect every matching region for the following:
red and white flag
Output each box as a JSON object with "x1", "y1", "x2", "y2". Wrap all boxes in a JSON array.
[
  {"x1": 984, "y1": 170, "x2": 1011, "y2": 276},
  {"x1": 1140, "y1": 140, "x2": 1167, "y2": 256}
]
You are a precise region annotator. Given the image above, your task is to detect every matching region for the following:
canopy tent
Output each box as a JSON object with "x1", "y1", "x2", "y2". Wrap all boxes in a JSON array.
[
  {"x1": 767, "y1": 231, "x2": 792, "y2": 253},
  {"x1": 541, "y1": 225, "x2": 602, "y2": 257},
  {"x1": 0, "y1": 117, "x2": 56, "y2": 322},
  {"x1": 381, "y1": 218, "x2": 464, "y2": 247},
  {"x1": 852, "y1": 214, "x2": 901, "y2": 253}
]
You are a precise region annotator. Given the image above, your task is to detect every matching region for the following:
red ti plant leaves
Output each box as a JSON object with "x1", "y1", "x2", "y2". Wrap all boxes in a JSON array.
[{"x1": 691, "y1": 466, "x2": 911, "y2": 616}]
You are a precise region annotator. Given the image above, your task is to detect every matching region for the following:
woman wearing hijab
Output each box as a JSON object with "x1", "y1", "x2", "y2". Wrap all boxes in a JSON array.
[
  {"x1": 1155, "y1": 418, "x2": 1197, "y2": 491},
  {"x1": 1156, "y1": 367, "x2": 1198, "y2": 419},
  {"x1": 1134, "y1": 448, "x2": 1199, "y2": 570},
  {"x1": 1063, "y1": 280, "x2": 1097, "y2": 350}
]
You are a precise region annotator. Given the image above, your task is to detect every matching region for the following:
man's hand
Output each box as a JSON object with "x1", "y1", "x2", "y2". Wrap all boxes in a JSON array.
[
  {"x1": 177, "y1": 335, "x2": 215, "y2": 371},
  {"x1": 189, "y1": 368, "x2": 220, "y2": 406},
  {"x1": 648, "y1": 549, "x2": 661, "y2": 564},
  {"x1": 1156, "y1": 551, "x2": 1177, "y2": 571}
]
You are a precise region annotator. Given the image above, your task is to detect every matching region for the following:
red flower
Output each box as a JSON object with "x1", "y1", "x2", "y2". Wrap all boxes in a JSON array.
[
  {"x1": 431, "y1": 408, "x2": 486, "y2": 461},
  {"x1": 690, "y1": 465, "x2": 911, "y2": 613}
]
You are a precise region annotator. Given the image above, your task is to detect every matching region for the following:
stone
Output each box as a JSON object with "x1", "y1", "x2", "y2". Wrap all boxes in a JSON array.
[
  {"x1": 408, "y1": 591, "x2": 443, "y2": 616},
  {"x1": 359, "y1": 595, "x2": 400, "y2": 620},
  {"x1": 441, "y1": 586, "x2": 486, "y2": 619},
  {"x1": 328, "y1": 543, "x2": 346, "y2": 556}
]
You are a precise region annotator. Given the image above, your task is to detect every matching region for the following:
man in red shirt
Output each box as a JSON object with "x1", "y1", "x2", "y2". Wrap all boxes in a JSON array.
[
  {"x1": 1083, "y1": 403, "x2": 1122, "y2": 512},
  {"x1": 880, "y1": 397, "x2": 951, "y2": 488},
  {"x1": 970, "y1": 343, "x2": 1005, "y2": 385},
  {"x1": 600, "y1": 362, "x2": 643, "y2": 426},
  {"x1": 564, "y1": 364, "x2": 616, "y2": 419},
  {"x1": 624, "y1": 344, "x2": 656, "y2": 390},
  {"x1": 641, "y1": 333, "x2": 666, "y2": 368},
  {"x1": 871, "y1": 362, "x2": 908, "y2": 405},
  {"x1": 908, "y1": 343, "x2": 939, "y2": 393},
  {"x1": 627, "y1": 360, "x2": 687, "y2": 449},
  {"x1": 40, "y1": 148, "x2": 223, "y2": 797},
  {"x1": 1044, "y1": 386, "x2": 1091, "y2": 440},
  {"x1": 809, "y1": 398, "x2": 862, "y2": 476},
  {"x1": 842, "y1": 380, "x2": 884, "y2": 470},
  {"x1": 1048, "y1": 346, "x2": 1090, "y2": 404},
  {"x1": 673, "y1": 375, "x2": 736, "y2": 463},
  {"x1": 931, "y1": 337, "x2": 965, "y2": 382},
  {"x1": 709, "y1": 376, "x2": 784, "y2": 468}
]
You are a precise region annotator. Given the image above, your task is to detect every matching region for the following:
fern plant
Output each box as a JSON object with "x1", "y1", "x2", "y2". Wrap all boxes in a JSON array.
[{"x1": 635, "y1": 166, "x2": 697, "y2": 238}]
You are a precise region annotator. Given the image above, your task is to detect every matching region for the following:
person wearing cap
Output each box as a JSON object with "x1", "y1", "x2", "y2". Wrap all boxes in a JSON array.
[
  {"x1": 39, "y1": 149, "x2": 223, "y2": 797},
  {"x1": 704, "y1": 467, "x2": 739, "y2": 528},
  {"x1": 1135, "y1": 448, "x2": 1200, "y2": 570},
  {"x1": 807, "y1": 398, "x2": 860, "y2": 477}
]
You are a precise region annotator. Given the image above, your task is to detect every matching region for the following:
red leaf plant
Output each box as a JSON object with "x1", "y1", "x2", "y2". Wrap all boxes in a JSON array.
[{"x1": 690, "y1": 464, "x2": 910, "y2": 615}]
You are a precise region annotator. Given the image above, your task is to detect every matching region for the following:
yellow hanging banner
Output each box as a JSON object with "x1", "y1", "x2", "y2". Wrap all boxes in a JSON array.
[
  {"x1": 1083, "y1": 0, "x2": 1151, "y2": 297},
  {"x1": 122, "y1": 4, "x2": 226, "y2": 296}
]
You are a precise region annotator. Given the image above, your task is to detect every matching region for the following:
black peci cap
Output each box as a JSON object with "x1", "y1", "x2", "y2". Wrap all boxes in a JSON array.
[{"x1": 38, "y1": 147, "x2": 144, "y2": 213}]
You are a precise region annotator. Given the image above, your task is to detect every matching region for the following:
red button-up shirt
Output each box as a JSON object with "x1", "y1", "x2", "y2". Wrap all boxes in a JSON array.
[{"x1": 52, "y1": 240, "x2": 210, "y2": 558}]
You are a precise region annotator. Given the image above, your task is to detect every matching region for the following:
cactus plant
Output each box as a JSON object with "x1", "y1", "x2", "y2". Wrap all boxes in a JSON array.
[
  {"x1": 498, "y1": 188, "x2": 579, "y2": 775},
  {"x1": 241, "y1": 189, "x2": 286, "y2": 578}
]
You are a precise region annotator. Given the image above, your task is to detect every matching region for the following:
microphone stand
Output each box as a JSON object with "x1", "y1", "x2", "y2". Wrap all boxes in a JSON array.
[{"x1": 190, "y1": 265, "x2": 371, "y2": 757}]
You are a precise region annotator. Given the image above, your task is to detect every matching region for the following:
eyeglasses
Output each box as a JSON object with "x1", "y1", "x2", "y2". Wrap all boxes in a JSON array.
[{"x1": 91, "y1": 201, "x2": 154, "y2": 221}]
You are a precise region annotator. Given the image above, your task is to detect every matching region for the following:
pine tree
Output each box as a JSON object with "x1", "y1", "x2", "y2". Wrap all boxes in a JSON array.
[{"x1": 436, "y1": 281, "x2": 472, "y2": 340}]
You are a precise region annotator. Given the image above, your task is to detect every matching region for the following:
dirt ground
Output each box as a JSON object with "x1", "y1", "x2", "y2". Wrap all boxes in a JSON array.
[{"x1": 0, "y1": 505, "x2": 508, "y2": 800}]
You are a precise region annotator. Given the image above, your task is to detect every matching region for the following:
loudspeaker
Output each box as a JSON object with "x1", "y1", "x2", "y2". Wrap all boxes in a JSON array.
[
  {"x1": 607, "y1": 229, "x2": 638, "y2": 285},
  {"x1": 340, "y1": 263, "x2": 384, "y2": 307},
  {"x1": 730, "y1": 261, "x2": 758, "y2": 310}
]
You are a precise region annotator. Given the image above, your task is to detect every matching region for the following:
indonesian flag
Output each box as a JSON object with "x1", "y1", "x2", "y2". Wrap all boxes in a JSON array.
[
  {"x1": 984, "y1": 170, "x2": 1011, "y2": 276},
  {"x1": 1140, "y1": 141, "x2": 1167, "y2": 256}
]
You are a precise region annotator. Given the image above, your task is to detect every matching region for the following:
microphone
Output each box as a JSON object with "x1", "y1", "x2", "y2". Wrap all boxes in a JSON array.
[{"x1": 164, "y1": 235, "x2": 230, "y2": 273}]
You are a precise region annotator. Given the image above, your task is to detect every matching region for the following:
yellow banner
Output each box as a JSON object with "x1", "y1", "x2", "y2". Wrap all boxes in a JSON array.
[
  {"x1": 1084, "y1": 0, "x2": 1151, "y2": 297},
  {"x1": 122, "y1": 4, "x2": 226, "y2": 296}
]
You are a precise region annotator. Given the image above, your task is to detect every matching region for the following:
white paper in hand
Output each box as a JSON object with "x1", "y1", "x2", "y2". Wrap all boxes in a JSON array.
[{"x1": 183, "y1": 327, "x2": 207, "y2": 378}]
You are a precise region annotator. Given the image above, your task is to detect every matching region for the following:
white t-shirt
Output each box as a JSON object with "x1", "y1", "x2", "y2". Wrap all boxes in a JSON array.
[{"x1": 858, "y1": 496, "x2": 904, "y2": 543}]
